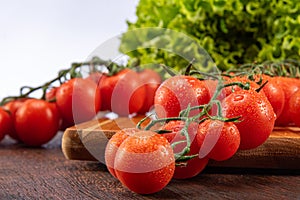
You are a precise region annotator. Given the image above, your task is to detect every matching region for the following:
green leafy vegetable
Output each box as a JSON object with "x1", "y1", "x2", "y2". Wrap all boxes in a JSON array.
[{"x1": 120, "y1": 0, "x2": 300, "y2": 71}]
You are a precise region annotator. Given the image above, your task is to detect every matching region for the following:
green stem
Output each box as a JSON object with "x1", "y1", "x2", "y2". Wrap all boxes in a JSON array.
[
  {"x1": 184, "y1": 58, "x2": 195, "y2": 76},
  {"x1": 175, "y1": 154, "x2": 199, "y2": 162},
  {"x1": 173, "y1": 119, "x2": 192, "y2": 161},
  {"x1": 143, "y1": 116, "x2": 188, "y2": 131}
]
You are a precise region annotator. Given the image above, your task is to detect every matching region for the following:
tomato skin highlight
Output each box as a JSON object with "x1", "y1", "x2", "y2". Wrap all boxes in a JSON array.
[
  {"x1": 197, "y1": 120, "x2": 240, "y2": 161},
  {"x1": 56, "y1": 78, "x2": 101, "y2": 125},
  {"x1": 222, "y1": 90, "x2": 276, "y2": 150},
  {"x1": 14, "y1": 99, "x2": 60, "y2": 146},
  {"x1": 0, "y1": 107, "x2": 13, "y2": 141},
  {"x1": 105, "y1": 130, "x2": 175, "y2": 194},
  {"x1": 154, "y1": 76, "x2": 210, "y2": 118},
  {"x1": 161, "y1": 120, "x2": 209, "y2": 179}
]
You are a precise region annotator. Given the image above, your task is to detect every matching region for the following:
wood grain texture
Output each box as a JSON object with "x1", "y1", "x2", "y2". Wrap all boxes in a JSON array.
[
  {"x1": 62, "y1": 117, "x2": 300, "y2": 169},
  {"x1": 1, "y1": 134, "x2": 300, "y2": 199}
]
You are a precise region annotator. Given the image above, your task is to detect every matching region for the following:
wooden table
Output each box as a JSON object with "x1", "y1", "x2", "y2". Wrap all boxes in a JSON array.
[{"x1": 0, "y1": 131, "x2": 299, "y2": 200}]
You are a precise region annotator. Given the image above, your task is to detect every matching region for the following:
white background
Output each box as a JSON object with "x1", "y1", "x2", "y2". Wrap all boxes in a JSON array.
[{"x1": 0, "y1": 0, "x2": 139, "y2": 100}]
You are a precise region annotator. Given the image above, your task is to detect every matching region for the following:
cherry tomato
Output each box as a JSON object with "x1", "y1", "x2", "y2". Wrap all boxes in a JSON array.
[
  {"x1": 273, "y1": 77, "x2": 300, "y2": 126},
  {"x1": 14, "y1": 99, "x2": 60, "y2": 146},
  {"x1": 3, "y1": 98, "x2": 29, "y2": 141},
  {"x1": 56, "y1": 78, "x2": 101, "y2": 125},
  {"x1": 86, "y1": 72, "x2": 104, "y2": 85},
  {"x1": 261, "y1": 76, "x2": 285, "y2": 119},
  {"x1": 105, "y1": 128, "x2": 140, "y2": 178},
  {"x1": 105, "y1": 129, "x2": 175, "y2": 194},
  {"x1": 45, "y1": 87, "x2": 58, "y2": 102},
  {"x1": 97, "y1": 74, "x2": 111, "y2": 111},
  {"x1": 288, "y1": 90, "x2": 300, "y2": 127},
  {"x1": 99, "y1": 69, "x2": 146, "y2": 116},
  {"x1": 222, "y1": 90, "x2": 276, "y2": 150},
  {"x1": 197, "y1": 120, "x2": 240, "y2": 161},
  {"x1": 45, "y1": 87, "x2": 72, "y2": 131},
  {"x1": 154, "y1": 76, "x2": 210, "y2": 118},
  {"x1": 0, "y1": 107, "x2": 13, "y2": 141},
  {"x1": 160, "y1": 120, "x2": 208, "y2": 179},
  {"x1": 137, "y1": 69, "x2": 162, "y2": 114},
  {"x1": 250, "y1": 74, "x2": 285, "y2": 119}
]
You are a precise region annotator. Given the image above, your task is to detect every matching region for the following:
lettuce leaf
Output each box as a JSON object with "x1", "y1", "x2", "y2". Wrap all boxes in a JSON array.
[{"x1": 120, "y1": 0, "x2": 300, "y2": 70}]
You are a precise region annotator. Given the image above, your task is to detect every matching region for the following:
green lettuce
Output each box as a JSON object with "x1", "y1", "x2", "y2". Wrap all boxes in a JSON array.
[{"x1": 119, "y1": 0, "x2": 300, "y2": 71}]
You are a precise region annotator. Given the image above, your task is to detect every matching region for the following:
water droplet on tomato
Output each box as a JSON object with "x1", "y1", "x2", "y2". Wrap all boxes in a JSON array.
[{"x1": 233, "y1": 94, "x2": 244, "y2": 101}]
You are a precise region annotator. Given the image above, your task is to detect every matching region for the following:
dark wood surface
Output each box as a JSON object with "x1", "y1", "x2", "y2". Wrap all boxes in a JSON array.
[{"x1": 0, "y1": 131, "x2": 300, "y2": 199}]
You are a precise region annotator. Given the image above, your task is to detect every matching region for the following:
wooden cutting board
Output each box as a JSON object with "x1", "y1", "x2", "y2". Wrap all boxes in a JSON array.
[{"x1": 61, "y1": 116, "x2": 300, "y2": 169}]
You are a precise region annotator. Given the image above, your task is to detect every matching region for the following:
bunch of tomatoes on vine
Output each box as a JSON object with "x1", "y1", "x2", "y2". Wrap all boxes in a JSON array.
[
  {"x1": 104, "y1": 59, "x2": 300, "y2": 194},
  {"x1": 1, "y1": 57, "x2": 300, "y2": 194},
  {"x1": 0, "y1": 57, "x2": 161, "y2": 146}
]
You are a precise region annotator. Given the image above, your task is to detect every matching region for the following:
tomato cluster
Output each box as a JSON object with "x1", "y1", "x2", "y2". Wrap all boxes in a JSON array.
[
  {"x1": 90, "y1": 68, "x2": 161, "y2": 116},
  {"x1": 104, "y1": 63, "x2": 300, "y2": 194},
  {"x1": 104, "y1": 73, "x2": 280, "y2": 194},
  {"x1": 1, "y1": 57, "x2": 300, "y2": 195},
  {"x1": 155, "y1": 75, "x2": 276, "y2": 150},
  {"x1": 0, "y1": 60, "x2": 161, "y2": 146},
  {"x1": 0, "y1": 77, "x2": 102, "y2": 146},
  {"x1": 0, "y1": 98, "x2": 60, "y2": 146},
  {"x1": 226, "y1": 74, "x2": 300, "y2": 127}
]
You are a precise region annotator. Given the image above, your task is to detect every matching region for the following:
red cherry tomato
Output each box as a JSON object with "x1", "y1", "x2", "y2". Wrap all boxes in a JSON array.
[
  {"x1": 261, "y1": 76, "x2": 285, "y2": 119},
  {"x1": 105, "y1": 128, "x2": 140, "y2": 178},
  {"x1": 105, "y1": 129, "x2": 175, "y2": 194},
  {"x1": 160, "y1": 120, "x2": 209, "y2": 179},
  {"x1": 56, "y1": 78, "x2": 101, "y2": 125},
  {"x1": 97, "y1": 74, "x2": 111, "y2": 111},
  {"x1": 45, "y1": 87, "x2": 72, "y2": 131},
  {"x1": 273, "y1": 77, "x2": 300, "y2": 126},
  {"x1": 0, "y1": 107, "x2": 13, "y2": 141},
  {"x1": 99, "y1": 69, "x2": 146, "y2": 116},
  {"x1": 197, "y1": 119, "x2": 240, "y2": 161},
  {"x1": 154, "y1": 76, "x2": 210, "y2": 118},
  {"x1": 45, "y1": 87, "x2": 58, "y2": 102},
  {"x1": 222, "y1": 90, "x2": 276, "y2": 150},
  {"x1": 14, "y1": 99, "x2": 60, "y2": 146},
  {"x1": 137, "y1": 69, "x2": 162, "y2": 114},
  {"x1": 86, "y1": 72, "x2": 104, "y2": 85},
  {"x1": 288, "y1": 90, "x2": 300, "y2": 127},
  {"x1": 3, "y1": 98, "x2": 29, "y2": 141}
]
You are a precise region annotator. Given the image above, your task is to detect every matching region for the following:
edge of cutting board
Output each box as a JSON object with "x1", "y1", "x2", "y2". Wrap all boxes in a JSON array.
[{"x1": 61, "y1": 117, "x2": 300, "y2": 169}]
